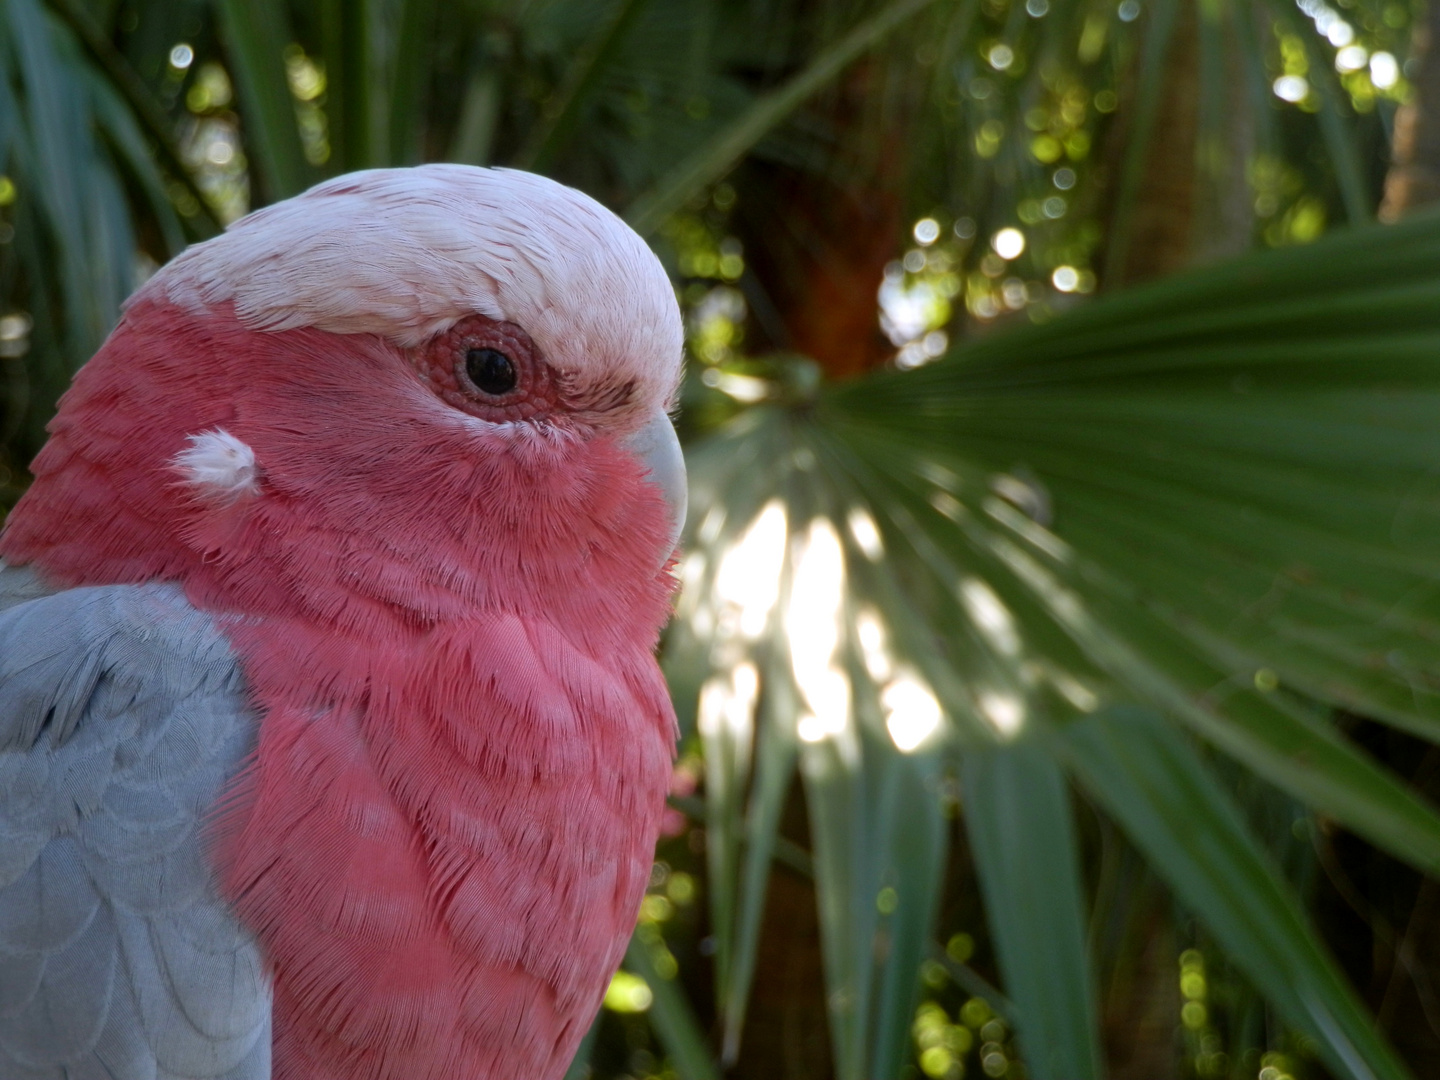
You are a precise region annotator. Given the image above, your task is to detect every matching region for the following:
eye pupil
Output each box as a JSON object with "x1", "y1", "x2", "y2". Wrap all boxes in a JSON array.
[{"x1": 465, "y1": 347, "x2": 517, "y2": 395}]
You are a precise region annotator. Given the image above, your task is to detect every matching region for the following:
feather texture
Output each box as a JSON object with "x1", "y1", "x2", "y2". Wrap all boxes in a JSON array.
[
  {"x1": 0, "y1": 573, "x2": 270, "y2": 1080},
  {"x1": 1, "y1": 301, "x2": 678, "y2": 1079},
  {"x1": 143, "y1": 166, "x2": 683, "y2": 412},
  {"x1": 0, "y1": 164, "x2": 682, "y2": 1080}
]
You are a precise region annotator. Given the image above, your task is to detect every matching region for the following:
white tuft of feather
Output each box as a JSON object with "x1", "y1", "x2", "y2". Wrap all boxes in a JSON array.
[{"x1": 173, "y1": 429, "x2": 259, "y2": 501}]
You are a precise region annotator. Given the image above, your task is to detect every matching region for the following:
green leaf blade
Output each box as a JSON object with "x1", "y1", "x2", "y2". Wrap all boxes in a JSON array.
[
  {"x1": 214, "y1": 0, "x2": 311, "y2": 200},
  {"x1": 622, "y1": 0, "x2": 939, "y2": 235},
  {"x1": 1063, "y1": 706, "x2": 1411, "y2": 1080},
  {"x1": 962, "y1": 741, "x2": 1102, "y2": 1080}
]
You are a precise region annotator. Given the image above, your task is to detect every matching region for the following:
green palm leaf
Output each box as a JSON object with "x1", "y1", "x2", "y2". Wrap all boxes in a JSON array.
[
  {"x1": 623, "y1": 0, "x2": 941, "y2": 235},
  {"x1": 962, "y1": 741, "x2": 1101, "y2": 1079},
  {"x1": 1062, "y1": 706, "x2": 1408, "y2": 1080},
  {"x1": 214, "y1": 0, "x2": 311, "y2": 199},
  {"x1": 677, "y1": 209, "x2": 1440, "y2": 1076}
]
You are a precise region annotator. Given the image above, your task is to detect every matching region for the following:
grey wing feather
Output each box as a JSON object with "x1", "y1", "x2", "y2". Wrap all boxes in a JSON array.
[
  {"x1": 0, "y1": 563, "x2": 55, "y2": 614},
  {"x1": 0, "y1": 566, "x2": 272, "y2": 1080}
]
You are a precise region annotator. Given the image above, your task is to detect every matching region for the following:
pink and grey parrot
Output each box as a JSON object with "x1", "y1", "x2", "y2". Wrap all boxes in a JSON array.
[{"x1": 0, "y1": 165, "x2": 687, "y2": 1080}]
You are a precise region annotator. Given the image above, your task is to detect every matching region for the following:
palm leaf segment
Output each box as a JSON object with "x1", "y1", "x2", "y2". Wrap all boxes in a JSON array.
[{"x1": 668, "y1": 210, "x2": 1440, "y2": 1080}]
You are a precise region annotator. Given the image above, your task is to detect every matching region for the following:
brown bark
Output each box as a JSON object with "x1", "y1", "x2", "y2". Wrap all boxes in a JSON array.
[
  {"x1": 729, "y1": 779, "x2": 833, "y2": 1079},
  {"x1": 1190, "y1": 12, "x2": 1257, "y2": 265},
  {"x1": 1104, "y1": 2, "x2": 1201, "y2": 286},
  {"x1": 1101, "y1": 907, "x2": 1179, "y2": 1080},
  {"x1": 1091, "y1": 11, "x2": 1205, "y2": 1075},
  {"x1": 1381, "y1": 1, "x2": 1440, "y2": 219},
  {"x1": 729, "y1": 867, "x2": 833, "y2": 1079},
  {"x1": 734, "y1": 61, "x2": 905, "y2": 381}
]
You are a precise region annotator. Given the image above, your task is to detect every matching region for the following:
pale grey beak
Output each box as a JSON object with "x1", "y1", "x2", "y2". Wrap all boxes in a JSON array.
[{"x1": 623, "y1": 408, "x2": 687, "y2": 556}]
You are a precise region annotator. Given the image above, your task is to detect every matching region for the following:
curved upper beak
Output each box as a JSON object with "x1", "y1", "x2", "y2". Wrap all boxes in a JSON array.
[{"x1": 623, "y1": 408, "x2": 687, "y2": 557}]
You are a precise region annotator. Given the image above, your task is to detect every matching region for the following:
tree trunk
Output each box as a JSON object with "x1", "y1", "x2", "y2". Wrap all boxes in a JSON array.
[
  {"x1": 1092, "y1": 8, "x2": 1204, "y2": 1075},
  {"x1": 1381, "y1": 0, "x2": 1440, "y2": 218},
  {"x1": 733, "y1": 61, "x2": 904, "y2": 381},
  {"x1": 1102, "y1": 1, "x2": 1200, "y2": 287},
  {"x1": 729, "y1": 778, "x2": 834, "y2": 1079}
]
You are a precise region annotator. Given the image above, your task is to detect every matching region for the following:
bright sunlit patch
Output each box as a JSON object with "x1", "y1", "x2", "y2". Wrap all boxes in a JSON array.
[
  {"x1": 1370, "y1": 51, "x2": 1399, "y2": 89},
  {"x1": 1272, "y1": 75, "x2": 1308, "y2": 103},
  {"x1": 847, "y1": 507, "x2": 885, "y2": 561},
  {"x1": 1050, "y1": 669, "x2": 1099, "y2": 712},
  {"x1": 794, "y1": 672, "x2": 849, "y2": 740},
  {"x1": 680, "y1": 552, "x2": 707, "y2": 592},
  {"x1": 991, "y1": 227, "x2": 1025, "y2": 260},
  {"x1": 856, "y1": 607, "x2": 893, "y2": 681},
  {"x1": 1051, "y1": 265, "x2": 1080, "y2": 292},
  {"x1": 698, "y1": 663, "x2": 758, "y2": 738},
  {"x1": 716, "y1": 501, "x2": 788, "y2": 638},
  {"x1": 960, "y1": 578, "x2": 1020, "y2": 657},
  {"x1": 603, "y1": 971, "x2": 653, "y2": 1013},
  {"x1": 918, "y1": 461, "x2": 960, "y2": 491},
  {"x1": 930, "y1": 491, "x2": 965, "y2": 522},
  {"x1": 987, "y1": 44, "x2": 1014, "y2": 71},
  {"x1": 978, "y1": 690, "x2": 1025, "y2": 739},
  {"x1": 697, "y1": 664, "x2": 759, "y2": 767},
  {"x1": 989, "y1": 473, "x2": 1053, "y2": 528},
  {"x1": 796, "y1": 713, "x2": 832, "y2": 742},
  {"x1": 0, "y1": 313, "x2": 31, "y2": 342},
  {"x1": 706, "y1": 370, "x2": 770, "y2": 403},
  {"x1": 698, "y1": 505, "x2": 726, "y2": 545},
  {"x1": 788, "y1": 519, "x2": 851, "y2": 742},
  {"x1": 883, "y1": 674, "x2": 943, "y2": 752}
]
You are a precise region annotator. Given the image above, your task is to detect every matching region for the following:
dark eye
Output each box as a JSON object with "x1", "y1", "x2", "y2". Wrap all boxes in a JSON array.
[{"x1": 465, "y1": 347, "x2": 517, "y2": 395}]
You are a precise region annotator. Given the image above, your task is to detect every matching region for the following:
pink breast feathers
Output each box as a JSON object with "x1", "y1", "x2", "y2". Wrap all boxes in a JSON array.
[{"x1": 218, "y1": 610, "x2": 675, "y2": 1080}]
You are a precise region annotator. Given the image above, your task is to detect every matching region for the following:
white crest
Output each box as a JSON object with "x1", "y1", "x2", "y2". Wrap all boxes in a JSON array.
[
  {"x1": 173, "y1": 429, "x2": 259, "y2": 501},
  {"x1": 134, "y1": 166, "x2": 684, "y2": 409}
]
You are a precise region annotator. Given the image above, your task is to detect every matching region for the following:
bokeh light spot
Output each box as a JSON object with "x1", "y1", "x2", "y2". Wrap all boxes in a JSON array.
[
  {"x1": 991, "y1": 227, "x2": 1025, "y2": 260},
  {"x1": 1273, "y1": 75, "x2": 1308, "y2": 102},
  {"x1": 603, "y1": 971, "x2": 653, "y2": 1013},
  {"x1": 1371, "y1": 51, "x2": 1399, "y2": 88}
]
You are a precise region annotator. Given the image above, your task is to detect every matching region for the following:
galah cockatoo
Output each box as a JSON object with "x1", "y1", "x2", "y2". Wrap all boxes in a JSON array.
[{"x1": 0, "y1": 165, "x2": 687, "y2": 1080}]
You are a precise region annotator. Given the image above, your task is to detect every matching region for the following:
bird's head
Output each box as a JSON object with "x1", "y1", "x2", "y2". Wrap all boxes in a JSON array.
[{"x1": 1, "y1": 166, "x2": 686, "y2": 642}]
